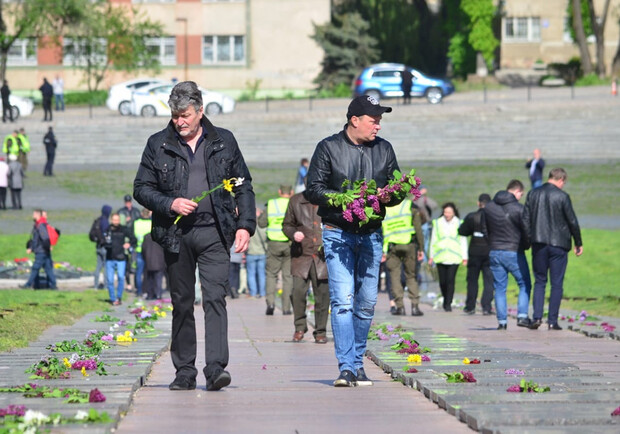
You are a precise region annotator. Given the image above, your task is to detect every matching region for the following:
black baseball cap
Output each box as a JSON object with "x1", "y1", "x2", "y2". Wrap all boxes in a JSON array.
[
  {"x1": 124, "y1": 194, "x2": 132, "y2": 202},
  {"x1": 347, "y1": 95, "x2": 392, "y2": 120}
]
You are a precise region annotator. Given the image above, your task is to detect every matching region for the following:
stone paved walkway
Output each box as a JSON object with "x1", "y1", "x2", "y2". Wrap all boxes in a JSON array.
[{"x1": 1, "y1": 290, "x2": 620, "y2": 432}]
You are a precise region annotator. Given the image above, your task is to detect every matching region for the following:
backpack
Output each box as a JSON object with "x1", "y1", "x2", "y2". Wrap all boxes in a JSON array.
[
  {"x1": 47, "y1": 224, "x2": 60, "y2": 246},
  {"x1": 89, "y1": 218, "x2": 100, "y2": 242}
]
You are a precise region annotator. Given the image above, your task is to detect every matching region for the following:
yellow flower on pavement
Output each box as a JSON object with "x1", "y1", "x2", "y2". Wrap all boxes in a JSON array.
[
  {"x1": 463, "y1": 357, "x2": 470, "y2": 364},
  {"x1": 407, "y1": 354, "x2": 421, "y2": 364},
  {"x1": 63, "y1": 358, "x2": 71, "y2": 369},
  {"x1": 81, "y1": 366, "x2": 88, "y2": 377}
]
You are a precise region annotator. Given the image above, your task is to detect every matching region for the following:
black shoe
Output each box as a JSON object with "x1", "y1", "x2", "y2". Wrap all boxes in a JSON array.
[
  {"x1": 282, "y1": 310, "x2": 292, "y2": 315},
  {"x1": 528, "y1": 319, "x2": 543, "y2": 330},
  {"x1": 18, "y1": 284, "x2": 32, "y2": 289},
  {"x1": 333, "y1": 370, "x2": 357, "y2": 387},
  {"x1": 355, "y1": 368, "x2": 373, "y2": 386},
  {"x1": 206, "y1": 370, "x2": 231, "y2": 391},
  {"x1": 444, "y1": 306, "x2": 452, "y2": 312},
  {"x1": 389, "y1": 306, "x2": 397, "y2": 314},
  {"x1": 482, "y1": 309, "x2": 494, "y2": 316},
  {"x1": 266, "y1": 305, "x2": 275, "y2": 315},
  {"x1": 169, "y1": 376, "x2": 196, "y2": 391},
  {"x1": 497, "y1": 324, "x2": 507, "y2": 330},
  {"x1": 411, "y1": 304, "x2": 424, "y2": 316},
  {"x1": 463, "y1": 308, "x2": 475, "y2": 315},
  {"x1": 548, "y1": 323, "x2": 563, "y2": 331},
  {"x1": 517, "y1": 318, "x2": 532, "y2": 328},
  {"x1": 97, "y1": 283, "x2": 104, "y2": 290},
  {"x1": 391, "y1": 307, "x2": 405, "y2": 316}
]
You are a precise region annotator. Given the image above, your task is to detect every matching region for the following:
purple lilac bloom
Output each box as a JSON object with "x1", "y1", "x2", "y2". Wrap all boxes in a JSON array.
[
  {"x1": 359, "y1": 181, "x2": 368, "y2": 194},
  {"x1": 86, "y1": 330, "x2": 99, "y2": 338},
  {"x1": 342, "y1": 208, "x2": 354, "y2": 222},
  {"x1": 421, "y1": 355, "x2": 431, "y2": 362},
  {"x1": 89, "y1": 388, "x2": 106, "y2": 403},
  {"x1": 351, "y1": 199, "x2": 367, "y2": 221},
  {"x1": 504, "y1": 369, "x2": 525, "y2": 375},
  {"x1": 386, "y1": 325, "x2": 394, "y2": 332},
  {"x1": 506, "y1": 385, "x2": 522, "y2": 393},
  {"x1": 367, "y1": 195, "x2": 381, "y2": 213},
  {"x1": 612, "y1": 406, "x2": 620, "y2": 416},
  {"x1": 101, "y1": 334, "x2": 114, "y2": 341},
  {"x1": 140, "y1": 311, "x2": 153, "y2": 319},
  {"x1": 390, "y1": 334, "x2": 400, "y2": 338},
  {"x1": 460, "y1": 371, "x2": 477, "y2": 383},
  {"x1": 72, "y1": 359, "x2": 98, "y2": 370},
  {"x1": 0, "y1": 405, "x2": 27, "y2": 417}
]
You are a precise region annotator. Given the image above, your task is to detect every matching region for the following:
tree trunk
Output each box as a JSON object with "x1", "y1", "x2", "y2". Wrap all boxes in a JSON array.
[
  {"x1": 613, "y1": 19, "x2": 620, "y2": 79},
  {"x1": 572, "y1": 0, "x2": 593, "y2": 75},
  {"x1": 587, "y1": 0, "x2": 611, "y2": 78}
]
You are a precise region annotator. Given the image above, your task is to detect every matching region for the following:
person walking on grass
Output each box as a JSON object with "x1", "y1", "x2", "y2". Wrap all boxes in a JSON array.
[{"x1": 20, "y1": 209, "x2": 57, "y2": 290}]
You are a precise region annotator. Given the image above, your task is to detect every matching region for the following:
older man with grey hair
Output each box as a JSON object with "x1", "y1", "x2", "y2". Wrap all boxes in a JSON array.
[{"x1": 134, "y1": 81, "x2": 256, "y2": 391}]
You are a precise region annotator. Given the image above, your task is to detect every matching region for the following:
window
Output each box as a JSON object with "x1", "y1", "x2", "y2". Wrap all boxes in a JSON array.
[
  {"x1": 503, "y1": 17, "x2": 541, "y2": 42},
  {"x1": 146, "y1": 37, "x2": 176, "y2": 66},
  {"x1": 371, "y1": 70, "x2": 400, "y2": 78},
  {"x1": 202, "y1": 35, "x2": 245, "y2": 64},
  {"x1": 63, "y1": 38, "x2": 107, "y2": 66},
  {"x1": 7, "y1": 38, "x2": 37, "y2": 66}
]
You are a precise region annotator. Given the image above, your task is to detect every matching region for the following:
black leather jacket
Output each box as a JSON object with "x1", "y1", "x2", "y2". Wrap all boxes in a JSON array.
[
  {"x1": 523, "y1": 183, "x2": 582, "y2": 250},
  {"x1": 458, "y1": 209, "x2": 490, "y2": 256},
  {"x1": 305, "y1": 127, "x2": 401, "y2": 234},
  {"x1": 133, "y1": 116, "x2": 256, "y2": 253},
  {"x1": 483, "y1": 190, "x2": 530, "y2": 252}
]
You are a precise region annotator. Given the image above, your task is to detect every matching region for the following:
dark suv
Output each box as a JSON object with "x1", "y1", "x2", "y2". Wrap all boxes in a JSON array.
[{"x1": 353, "y1": 63, "x2": 454, "y2": 104}]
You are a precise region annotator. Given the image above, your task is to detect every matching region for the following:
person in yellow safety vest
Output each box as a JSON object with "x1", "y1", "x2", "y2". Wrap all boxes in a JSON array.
[
  {"x1": 429, "y1": 202, "x2": 468, "y2": 312},
  {"x1": 382, "y1": 198, "x2": 425, "y2": 316},
  {"x1": 17, "y1": 128, "x2": 30, "y2": 171},
  {"x1": 2, "y1": 131, "x2": 19, "y2": 159},
  {"x1": 258, "y1": 184, "x2": 294, "y2": 316},
  {"x1": 133, "y1": 208, "x2": 152, "y2": 298}
]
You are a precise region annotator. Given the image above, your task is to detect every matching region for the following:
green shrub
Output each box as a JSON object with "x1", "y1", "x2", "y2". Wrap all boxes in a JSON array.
[
  {"x1": 575, "y1": 73, "x2": 611, "y2": 87},
  {"x1": 316, "y1": 82, "x2": 352, "y2": 98},
  {"x1": 64, "y1": 90, "x2": 108, "y2": 106}
]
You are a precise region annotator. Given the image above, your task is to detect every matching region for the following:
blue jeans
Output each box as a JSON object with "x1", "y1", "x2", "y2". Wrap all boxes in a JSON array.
[
  {"x1": 517, "y1": 251, "x2": 532, "y2": 319},
  {"x1": 54, "y1": 93, "x2": 64, "y2": 111},
  {"x1": 135, "y1": 252, "x2": 145, "y2": 295},
  {"x1": 489, "y1": 250, "x2": 527, "y2": 324},
  {"x1": 25, "y1": 252, "x2": 56, "y2": 289},
  {"x1": 531, "y1": 243, "x2": 568, "y2": 325},
  {"x1": 106, "y1": 260, "x2": 126, "y2": 302},
  {"x1": 532, "y1": 179, "x2": 543, "y2": 189},
  {"x1": 246, "y1": 254, "x2": 266, "y2": 297},
  {"x1": 322, "y1": 227, "x2": 383, "y2": 373}
]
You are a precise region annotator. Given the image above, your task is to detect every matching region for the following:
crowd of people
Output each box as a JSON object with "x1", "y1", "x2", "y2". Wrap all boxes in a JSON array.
[{"x1": 13, "y1": 84, "x2": 584, "y2": 393}]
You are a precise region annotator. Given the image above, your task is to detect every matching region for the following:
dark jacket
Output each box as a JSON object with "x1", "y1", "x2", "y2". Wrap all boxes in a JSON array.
[
  {"x1": 305, "y1": 127, "x2": 401, "y2": 234},
  {"x1": 458, "y1": 208, "x2": 490, "y2": 256},
  {"x1": 523, "y1": 182, "x2": 582, "y2": 251},
  {"x1": 105, "y1": 224, "x2": 136, "y2": 261},
  {"x1": 142, "y1": 234, "x2": 166, "y2": 272},
  {"x1": 525, "y1": 158, "x2": 545, "y2": 184},
  {"x1": 39, "y1": 81, "x2": 53, "y2": 100},
  {"x1": 29, "y1": 219, "x2": 51, "y2": 254},
  {"x1": 1, "y1": 84, "x2": 10, "y2": 102},
  {"x1": 483, "y1": 191, "x2": 529, "y2": 252},
  {"x1": 43, "y1": 131, "x2": 57, "y2": 154},
  {"x1": 282, "y1": 191, "x2": 328, "y2": 280},
  {"x1": 133, "y1": 116, "x2": 255, "y2": 253}
]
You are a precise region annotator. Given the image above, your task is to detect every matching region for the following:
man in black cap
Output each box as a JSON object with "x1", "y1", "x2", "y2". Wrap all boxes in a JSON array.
[
  {"x1": 306, "y1": 95, "x2": 402, "y2": 387},
  {"x1": 458, "y1": 193, "x2": 494, "y2": 315}
]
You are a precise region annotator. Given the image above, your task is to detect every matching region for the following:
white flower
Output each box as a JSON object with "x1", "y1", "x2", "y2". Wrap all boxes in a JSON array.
[
  {"x1": 234, "y1": 177, "x2": 244, "y2": 187},
  {"x1": 74, "y1": 410, "x2": 90, "y2": 421},
  {"x1": 23, "y1": 410, "x2": 49, "y2": 425}
]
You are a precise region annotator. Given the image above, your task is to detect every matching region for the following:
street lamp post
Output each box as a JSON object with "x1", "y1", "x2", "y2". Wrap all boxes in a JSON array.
[{"x1": 176, "y1": 18, "x2": 188, "y2": 81}]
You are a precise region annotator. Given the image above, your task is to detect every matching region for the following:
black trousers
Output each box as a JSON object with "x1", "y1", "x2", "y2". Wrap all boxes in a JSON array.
[
  {"x1": 144, "y1": 270, "x2": 164, "y2": 299},
  {"x1": 292, "y1": 262, "x2": 329, "y2": 337},
  {"x1": 164, "y1": 226, "x2": 230, "y2": 381},
  {"x1": 531, "y1": 243, "x2": 568, "y2": 325},
  {"x1": 437, "y1": 263, "x2": 459, "y2": 309},
  {"x1": 0, "y1": 187, "x2": 6, "y2": 209},
  {"x1": 43, "y1": 98, "x2": 52, "y2": 121},
  {"x1": 10, "y1": 188, "x2": 21, "y2": 209},
  {"x1": 2, "y1": 101, "x2": 13, "y2": 122},
  {"x1": 464, "y1": 254, "x2": 494, "y2": 312},
  {"x1": 44, "y1": 152, "x2": 55, "y2": 176}
]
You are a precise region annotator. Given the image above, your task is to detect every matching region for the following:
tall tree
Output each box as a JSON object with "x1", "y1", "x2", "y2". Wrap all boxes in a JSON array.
[
  {"x1": 0, "y1": 0, "x2": 83, "y2": 82},
  {"x1": 461, "y1": 0, "x2": 498, "y2": 71},
  {"x1": 62, "y1": 0, "x2": 162, "y2": 95},
  {"x1": 569, "y1": 0, "x2": 612, "y2": 77},
  {"x1": 311, "y1": 12, "x2": 380, "y2": 91},
  {"x1": 586, "y1": 0, "x2": 611, "y2": 77},
  {"x1": 570, "y1": 0, "x2": 594, "y2": 74}
]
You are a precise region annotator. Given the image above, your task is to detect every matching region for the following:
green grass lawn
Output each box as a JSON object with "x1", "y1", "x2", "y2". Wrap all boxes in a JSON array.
[{"x1": 0, "y1": 290, "x2": 111, "y2": 352}]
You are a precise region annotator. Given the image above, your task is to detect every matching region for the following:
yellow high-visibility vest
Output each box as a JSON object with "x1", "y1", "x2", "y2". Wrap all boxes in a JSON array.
[
  {"x1": 431, "y1": 217, "x2": 463, "y2": 264},
  {"x1": 266, "y1": 197, "x2": 289, "y2": 242},
  {"x1": 382, "y1": 199, "x2": 415, "y2": 252},
  {"x1": 133, "y1": 218, "x2": 152, "y2": 253}
]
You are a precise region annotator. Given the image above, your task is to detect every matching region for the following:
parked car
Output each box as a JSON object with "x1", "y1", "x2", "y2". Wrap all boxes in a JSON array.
[
  {"x1": 106, "y1": 78, "x2": 168, "y2": 116},
  {"x1": 0, "y1": 95, "x2": 34, "y2": 120},
  {"x1": 353, "y1": 63, "x2": 455, "y2": 104},
  {"x1": 130, "y1": 83, "x2": 235, "y2": 117}
]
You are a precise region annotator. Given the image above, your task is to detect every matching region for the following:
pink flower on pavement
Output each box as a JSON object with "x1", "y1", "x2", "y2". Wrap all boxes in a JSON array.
[
  {"x1": 612, "y1": 405, "x2": 620, "y2": 416},
  {"x1": 460, "y1": 371, "x2": 477, "y2": 383},
  {"x1": 507, "y1": 385, "x2": 522, "y2": 393},
  {"x1": 89, "y1": 388, "x2": 106, "y2": 403}
]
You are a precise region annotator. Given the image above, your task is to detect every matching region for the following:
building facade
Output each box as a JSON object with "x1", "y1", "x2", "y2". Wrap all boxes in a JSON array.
[
  {"x1": 6, "y1": 0, "x2": 331, "y2": 94},
  {"x1": 500, "y1": 0, "x2": 620, "y2": 73}
]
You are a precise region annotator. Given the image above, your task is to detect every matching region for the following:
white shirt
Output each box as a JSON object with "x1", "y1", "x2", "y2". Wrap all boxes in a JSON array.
[
  {"x1": 0, "y1": 161, "x2": 8, "y2": 188},
  {"x1": 53, "y1": 78, "x2": 64, "y2": 94}
]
